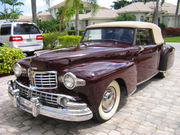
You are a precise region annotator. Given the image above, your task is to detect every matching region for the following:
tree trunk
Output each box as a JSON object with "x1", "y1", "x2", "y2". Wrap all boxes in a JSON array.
[
  {"x1": 153, "y1": 0, "x2": 159, "y2": 25},
  {"x1": 59, "y1": 9, "x2": 65, "y2": 33},
  {"x1": 12, "y1": 3, "x2": 14, "y2": 21},
  {"x1": 31, "y1": 0, "x2": 37, "y2": 24},
  {"x1": 75, "y1": 10, "x2": 79, "y2": 36},
  {"x1": 175, "y1": 0, "x2": 180, "y2": 27}
]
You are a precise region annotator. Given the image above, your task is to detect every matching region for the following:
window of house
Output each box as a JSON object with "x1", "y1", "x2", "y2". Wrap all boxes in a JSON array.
[
  {"x1": 85, "y1": 20, "x2": 88, "y2": 27},
  {"x1": 140, "y1": 16, "x2": 144, "y2": 21},
  {"x1": 158, "y1": 17, "x2": 160, "y2": 24},
  {"x1": 136, "y1": 29, "x2": 155, "y2": 45},
  {"x1": 0, "y1": 24, "x2": 11, "y2": 35},
  {"x1": 86, "y1": 10, "x2": 91, "y2": 13}
]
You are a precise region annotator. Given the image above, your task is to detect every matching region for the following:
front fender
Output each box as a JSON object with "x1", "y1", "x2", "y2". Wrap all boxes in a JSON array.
[{"x1": 63, "y1": 60, "x2": 137, "y2": 112}]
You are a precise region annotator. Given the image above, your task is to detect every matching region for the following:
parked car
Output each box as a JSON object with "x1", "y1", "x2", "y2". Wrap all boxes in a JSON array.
[
  {"x1": 8, "y1": 21, "x2": 175, "y2": 122},
  {"x1": 0, "y1": 22, "x2": 43, "y2": 53}
]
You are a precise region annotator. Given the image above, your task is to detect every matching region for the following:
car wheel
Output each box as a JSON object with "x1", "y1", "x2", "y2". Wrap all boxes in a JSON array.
[
  {"x1": 157, "y1": 72, "x2": 167, "y2": 78},
  {"x1": 94, "y1": 80, "x2": 121, "y2": 122}
]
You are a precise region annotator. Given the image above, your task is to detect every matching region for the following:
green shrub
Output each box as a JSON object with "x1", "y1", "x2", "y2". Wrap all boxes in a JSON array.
[
  {"x1": 67, "y1": 30, "x2": 75, "y2": 35},
  {"x1": 57, "y1": 35, "x2": 82, "y2": 48},
  {"x1": 79, "y1": 30, "x2": 85, "y2": 36},
  {"x1": 159, "y1": 23, "x2": 166, "y2": 30},
  {"x1": 43, "y1": 32, "x2": 62, "y2": 49},
  {"x1": 115, "y1": 13, "x2": 136, "y2": 21},
  {"x1": 67, "y1": 30, "x2": 85, "y2": 36},
  {"x1": 0, "y1": 46, "x2": 25, "y2": 74}
]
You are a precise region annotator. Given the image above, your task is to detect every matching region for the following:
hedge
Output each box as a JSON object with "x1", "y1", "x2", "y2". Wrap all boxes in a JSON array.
[
  {"x1": 42, "y1": 32, "x2": 61, "y2": 49},
  {"x1": 165, "y1": 27, "x2": 180, "y2": 36},
  {"x1": 0, "y1": 45, "x2": 25, "y2": 74},
  {"x1": 57, "y1": 35, "x2": 82, "y2": 48},
  {"x1": 67, "y1": 30, "x2": 85, "y2": 36}
]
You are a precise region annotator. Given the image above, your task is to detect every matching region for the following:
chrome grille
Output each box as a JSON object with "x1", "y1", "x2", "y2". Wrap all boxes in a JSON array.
[
  {"x1": 15, "y1": 81, "x2": 59, "y2": 107},
  {"x1": 33, "y1": 71, "x2": 57, "y2": 89}
]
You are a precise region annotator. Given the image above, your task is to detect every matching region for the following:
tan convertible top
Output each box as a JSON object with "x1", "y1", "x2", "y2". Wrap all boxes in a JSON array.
[{"x1": 87, "y1": 21, "x2": 164, "y2": 44}]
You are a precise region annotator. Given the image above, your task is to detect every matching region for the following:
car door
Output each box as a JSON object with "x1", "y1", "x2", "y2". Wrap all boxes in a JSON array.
[{"x1": 136, "y1": 28, "x2": 162, "y2": 83}]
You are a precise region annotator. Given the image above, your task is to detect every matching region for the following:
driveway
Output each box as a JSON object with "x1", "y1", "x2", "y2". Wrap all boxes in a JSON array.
[{"x1": 0, "y1": 43, "x2": 180, "y2": 135}]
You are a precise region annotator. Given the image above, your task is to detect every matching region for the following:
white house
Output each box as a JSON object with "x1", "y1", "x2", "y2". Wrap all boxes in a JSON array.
[
  {"x1": 68, "y1": 8, "x2": 118, "y2": 30},
  {"x1": 48, "y1": 0, "x2": 179, "y2": 29},
  {"x1": 117, "y1": 2, "x2": 180, "y2": 27}
]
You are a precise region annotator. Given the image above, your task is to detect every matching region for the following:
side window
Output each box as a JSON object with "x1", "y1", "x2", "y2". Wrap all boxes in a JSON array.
[
  {"x1": 0, "y1": 24, "x2": 11, "y2": 35},
  {"x1": 136, "y1": 29, "x2": 155, "y2": 45}
]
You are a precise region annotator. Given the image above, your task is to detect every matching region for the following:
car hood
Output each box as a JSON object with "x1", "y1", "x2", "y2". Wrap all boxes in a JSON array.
[{"x1": 31, "y1": 46, "x2": 137, "y2": 71}]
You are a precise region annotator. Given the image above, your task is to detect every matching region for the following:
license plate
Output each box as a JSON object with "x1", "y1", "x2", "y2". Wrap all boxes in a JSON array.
[
  {"x1": 27, "y1": 39, "x2": 32, "y2": 42},
  {"x1": 20, "y1": 97, "x2": 32, "y2": 108}
]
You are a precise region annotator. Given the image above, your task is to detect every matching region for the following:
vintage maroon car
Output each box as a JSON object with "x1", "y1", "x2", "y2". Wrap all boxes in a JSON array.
[{"x1": 8, "y1": 21, "x2": 175, "y2": 122}]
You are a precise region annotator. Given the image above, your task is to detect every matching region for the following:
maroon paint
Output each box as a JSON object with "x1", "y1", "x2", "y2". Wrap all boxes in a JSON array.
[{"x1": 16, "y1": 40, "x2": 175, "y2": 112}]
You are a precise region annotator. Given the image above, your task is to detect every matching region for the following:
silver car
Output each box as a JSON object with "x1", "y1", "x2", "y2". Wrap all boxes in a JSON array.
[{"x1": 0, "y1": 22, "x2": 43, "y2": 53}]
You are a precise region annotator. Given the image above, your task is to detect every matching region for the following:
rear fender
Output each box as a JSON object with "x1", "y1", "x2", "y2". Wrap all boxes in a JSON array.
[{"x1": 159, "y1": 44, "x2": 175, "y2": 71}]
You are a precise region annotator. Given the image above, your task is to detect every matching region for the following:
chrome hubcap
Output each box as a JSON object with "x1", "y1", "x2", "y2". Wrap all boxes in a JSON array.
[{"x1": 102, "y1": 86, "x2": 116, "y2": 113}]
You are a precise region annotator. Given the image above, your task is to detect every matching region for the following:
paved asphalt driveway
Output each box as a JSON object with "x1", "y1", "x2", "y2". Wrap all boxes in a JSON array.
[{"x1": 0, "y1": 43, "x2": 180, "y2": 135}]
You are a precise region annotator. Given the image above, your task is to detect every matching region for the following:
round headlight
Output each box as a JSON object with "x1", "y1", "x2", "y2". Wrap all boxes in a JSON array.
[
  {"x1": 13, "y1": 63, "x2": 22, "y2": 77},
  {"x1": 63, "y1": 72, "x2": 77, "y2": 90}
]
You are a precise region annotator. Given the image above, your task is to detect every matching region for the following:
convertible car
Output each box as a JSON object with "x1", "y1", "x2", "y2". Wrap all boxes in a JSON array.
[{"x1": 8, "y1": 21, "x2": 175, "y2": 122}]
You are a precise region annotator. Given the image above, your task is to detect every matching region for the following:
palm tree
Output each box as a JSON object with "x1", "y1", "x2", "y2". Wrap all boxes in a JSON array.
[
  {"x1": 31, "y1": 0, "x2": 37, "y2": 24},
  {"x1": 5, "y1": 0, "x2": 24, "y2": 20},
  {"x1": 60, "y1": 0, "x2": 98, "y2": 35},
  {"x1": 175, "y1": 0, "x2": 180, "y2": 27},
  {"x1": 154, "y1": 0, "x2": 165, "y2": 25},
  {"x1": 0, "y1": 0, "x2": 9, "y2": 20}
]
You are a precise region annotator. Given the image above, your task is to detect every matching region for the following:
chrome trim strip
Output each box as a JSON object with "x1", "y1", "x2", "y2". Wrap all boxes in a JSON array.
[
  {"x1": 137, "y1": 72, "x2": 158, "y2": 86},
  {"x1": 129, "y1": 72, "x2": 159, "y2": 96},
  {"x1": 129, "y1": 87, "x2": 137, "y2": 96},
  {"x1": 15, "y1": 80, "x2": 76, "y2": 101}
]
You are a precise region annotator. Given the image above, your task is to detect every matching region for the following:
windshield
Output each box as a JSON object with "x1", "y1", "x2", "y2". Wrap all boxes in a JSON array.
[
  {"x1": 13, "y1": 24, "x2": 41, "y2": 35},
  {"x1": 83, "y1": 28, "x2": 135, "y2": 44}
]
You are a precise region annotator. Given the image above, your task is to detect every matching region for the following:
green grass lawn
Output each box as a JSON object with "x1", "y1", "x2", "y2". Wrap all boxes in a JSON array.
[{"x1": 164, "y1": 36, "x2": 180, "y2": 42}]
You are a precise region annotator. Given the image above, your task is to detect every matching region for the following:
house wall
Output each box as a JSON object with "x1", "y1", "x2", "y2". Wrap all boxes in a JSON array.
[
  {"x1": 163, "y1": 16, "x2": 180, "y2": 27},
  {"x1": 49, "y1": 8, "x2": 58, "y2": 19},
  {"x1": 67, "y1": 19, "x2": 115, "y2": 30}
]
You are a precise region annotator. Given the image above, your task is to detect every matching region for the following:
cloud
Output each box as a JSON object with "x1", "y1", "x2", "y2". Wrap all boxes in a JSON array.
[{"x1": 25, "y1": 0, "x2": 47, "y2": 8}]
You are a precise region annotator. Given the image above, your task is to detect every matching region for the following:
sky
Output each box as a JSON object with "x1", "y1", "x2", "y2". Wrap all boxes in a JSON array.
[{"x1": 0, "y1": 0, "x2": 178, "y2": 17}]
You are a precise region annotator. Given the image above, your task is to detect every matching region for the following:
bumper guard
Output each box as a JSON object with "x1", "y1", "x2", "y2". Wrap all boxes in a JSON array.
[{"x1": 8, "y1": 80, "x2": 93, "y2": 122}]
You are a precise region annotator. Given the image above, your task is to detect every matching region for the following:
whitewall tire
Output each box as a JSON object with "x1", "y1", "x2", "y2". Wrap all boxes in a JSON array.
[{"x1": 94, "y1": 80, "x2": 121, "y2": 122}]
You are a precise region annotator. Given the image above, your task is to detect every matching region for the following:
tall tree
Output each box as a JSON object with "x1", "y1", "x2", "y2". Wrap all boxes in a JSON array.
[
  {"x1": 5, "y1": 0, "x2": 24, "y2": 20},
  {"x1": 175, "y1": 0, "x2": 180, "y2": 27},
  {"x1": 0, "y1": 0, "x2": 23, "y2": 20},
  {"x1": 59, "y1": 0, "x2": 98, "y2": 35},
  {"x1": 111, "y1": 0, "x2": 132, "y2": 9},
  {"x1": 31, "y1": 0, "x2": 37, "y2": 24},
  {"x1": 153, "y1": 0, "x2": 164, "y2": 25}
]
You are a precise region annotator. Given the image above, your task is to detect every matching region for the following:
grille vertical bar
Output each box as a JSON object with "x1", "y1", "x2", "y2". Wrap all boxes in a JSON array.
[{"x1": 33, "y1": 71, "x2": 57, "y2": 89}]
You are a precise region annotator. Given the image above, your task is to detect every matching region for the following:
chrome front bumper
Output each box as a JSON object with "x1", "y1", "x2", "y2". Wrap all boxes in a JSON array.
[{"x1": 8, "y1": 80, "x2": 93, "y2": 122}]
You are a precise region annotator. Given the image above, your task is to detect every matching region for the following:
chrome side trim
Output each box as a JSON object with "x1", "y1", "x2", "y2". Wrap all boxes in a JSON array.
[
  {"x1": 137, "y1": 72, "x2": 158, "y2": 86},
  {"x1": 129, "y1": 87, "x2": 137, "y2": 96},
  {"x1": 129, "y1": 72, "x2": 159, "y2": 96}
]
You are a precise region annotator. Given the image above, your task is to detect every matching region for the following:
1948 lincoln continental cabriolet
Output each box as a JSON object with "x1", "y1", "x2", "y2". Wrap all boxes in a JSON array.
[{"x1": 8, "y1": 21, "x2": 175, "y2": 122}]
